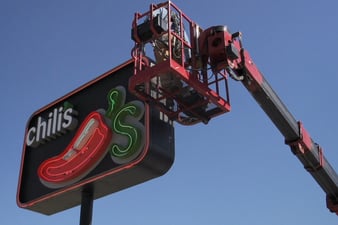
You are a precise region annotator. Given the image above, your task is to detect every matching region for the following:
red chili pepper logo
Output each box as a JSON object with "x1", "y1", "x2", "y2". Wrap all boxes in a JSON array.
[
  {"x1": 37, "y1": 86, "x2": 145, "y2": 189},
  {"x1": 38, "y1": 110, "x2": 113, "y2": 188}
]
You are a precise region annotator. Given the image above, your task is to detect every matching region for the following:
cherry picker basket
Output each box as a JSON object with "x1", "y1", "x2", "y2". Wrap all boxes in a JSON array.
[{"x1": 129, "y1": 1, "x2": 231, "y2": 125}]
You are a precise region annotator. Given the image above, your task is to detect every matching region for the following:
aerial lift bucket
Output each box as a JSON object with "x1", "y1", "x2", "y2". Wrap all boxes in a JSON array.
[{"x1": 129, "y1": 1, "x2": 231, "y2": 125}]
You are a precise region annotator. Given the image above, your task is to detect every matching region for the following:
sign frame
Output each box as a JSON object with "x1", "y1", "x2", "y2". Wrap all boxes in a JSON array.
[{"x1": 17, "y1": 59, "x2": 175, "y2": 215}]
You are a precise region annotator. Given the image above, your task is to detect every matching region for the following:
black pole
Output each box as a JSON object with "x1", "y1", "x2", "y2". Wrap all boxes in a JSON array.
[{"x1": 79, "y1": 188, "x2": 94, "y2": 225}]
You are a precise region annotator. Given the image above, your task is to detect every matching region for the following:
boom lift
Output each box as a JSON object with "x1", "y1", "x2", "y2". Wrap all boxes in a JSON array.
[{"x1": 129, "y1": 1, "x2": 338, "y2": 214}]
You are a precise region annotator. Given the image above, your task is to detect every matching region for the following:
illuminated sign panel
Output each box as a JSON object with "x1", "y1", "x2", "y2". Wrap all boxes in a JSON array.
[{"x1": 17, "y1": 60, "x2": 175, "y2": 215}]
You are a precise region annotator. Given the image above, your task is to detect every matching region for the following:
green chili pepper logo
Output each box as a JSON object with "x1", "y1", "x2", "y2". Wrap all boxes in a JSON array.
[{"x1": 106, "y1": 86, "x2": 145, "y2": 164}]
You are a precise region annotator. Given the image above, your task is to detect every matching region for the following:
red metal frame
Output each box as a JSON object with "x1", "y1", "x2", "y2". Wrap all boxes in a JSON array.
[{"x1": 130, "y1": 1, "x2": 231, "y2": 125}]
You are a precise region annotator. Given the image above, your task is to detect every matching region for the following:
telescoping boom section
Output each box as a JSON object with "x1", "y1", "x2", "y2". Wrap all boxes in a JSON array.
[{"x1": 129, "y1": 1, "x2": 338, "y2": 214}]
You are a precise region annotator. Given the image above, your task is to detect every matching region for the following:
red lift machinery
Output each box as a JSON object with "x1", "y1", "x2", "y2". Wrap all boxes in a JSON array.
[{"x1": 130, "y1": 1, "x2": 338, "y2": 214}]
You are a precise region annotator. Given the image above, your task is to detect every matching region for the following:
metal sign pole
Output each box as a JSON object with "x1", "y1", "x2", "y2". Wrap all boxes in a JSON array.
[{"x1": 79, "y1": 188, "x2": 94, "y2": 225}]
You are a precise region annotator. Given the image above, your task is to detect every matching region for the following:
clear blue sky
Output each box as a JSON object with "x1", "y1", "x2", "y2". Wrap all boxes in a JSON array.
[{"x1": 2, "y1": 0, "x2": 338, "y2": 224}]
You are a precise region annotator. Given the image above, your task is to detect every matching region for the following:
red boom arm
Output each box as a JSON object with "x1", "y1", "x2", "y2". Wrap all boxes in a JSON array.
[{"x1": 202, "y1": 26, "x2": 338, "y2": 214}]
